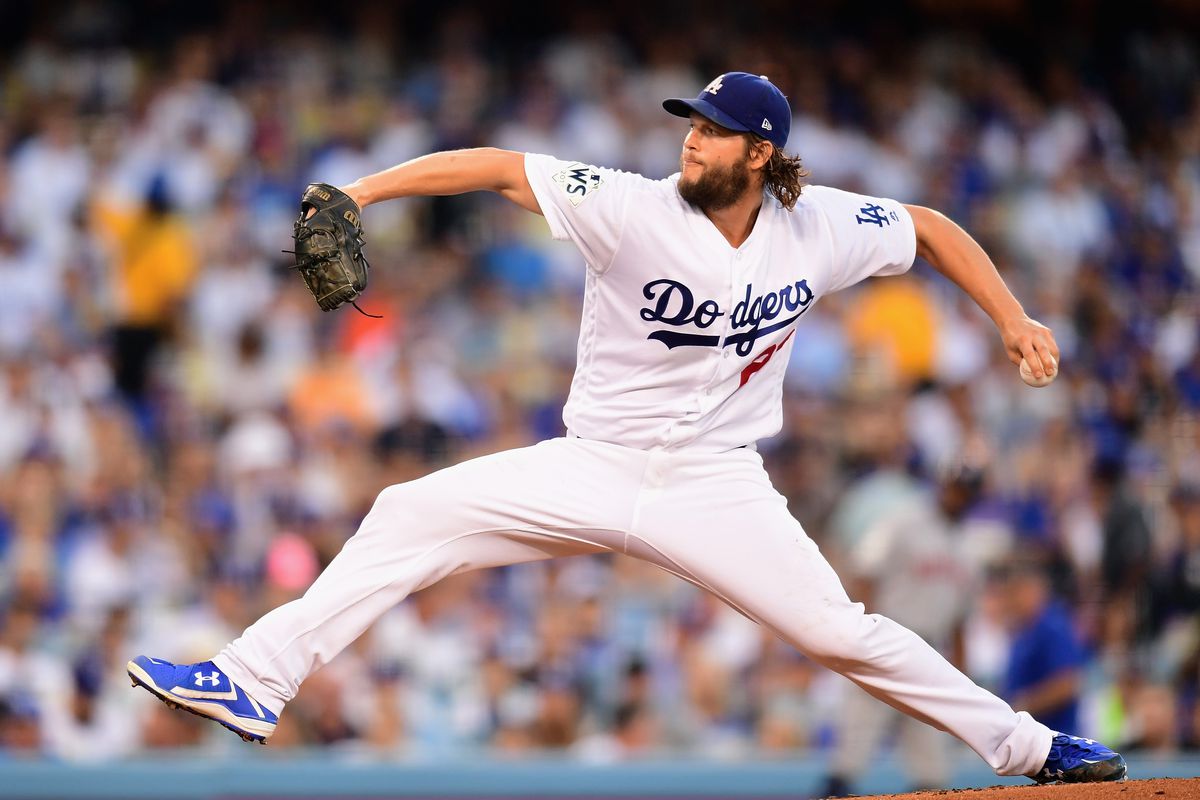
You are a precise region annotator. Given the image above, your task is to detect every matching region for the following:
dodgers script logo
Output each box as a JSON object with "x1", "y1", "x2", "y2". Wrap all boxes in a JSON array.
[{"x1": 640, "y1": 278, "x2": 815, "y2": 356}]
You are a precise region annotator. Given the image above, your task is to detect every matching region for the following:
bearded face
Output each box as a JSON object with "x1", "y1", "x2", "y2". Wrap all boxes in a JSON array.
[{"x1": 677, "y1": 150, "x2": 753, "y2": 212}]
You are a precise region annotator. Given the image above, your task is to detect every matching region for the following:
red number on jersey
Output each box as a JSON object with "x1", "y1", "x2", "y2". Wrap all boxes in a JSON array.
[{"x1": 738, "y1": 330, "x2": 795, "y2": 388}]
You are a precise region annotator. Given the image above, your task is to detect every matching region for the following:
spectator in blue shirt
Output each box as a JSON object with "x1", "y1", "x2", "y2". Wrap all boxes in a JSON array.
[{"x1": 993, "y1": 556, "x2": 1086, "y2": 734}]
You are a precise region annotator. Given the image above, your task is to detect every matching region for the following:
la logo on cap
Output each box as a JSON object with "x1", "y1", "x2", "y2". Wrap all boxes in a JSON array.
[{"x1": 703, "y1": 76, "x2": 724, "y2": 95}]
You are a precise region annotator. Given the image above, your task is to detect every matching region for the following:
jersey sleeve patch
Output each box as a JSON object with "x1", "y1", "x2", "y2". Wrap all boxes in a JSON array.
[
  {"x1": 552, "y1": 162, "x2": 605, "y2": 207},
  {"x1": 854, "y1": 202, "x2": 902, "y2": 227}
]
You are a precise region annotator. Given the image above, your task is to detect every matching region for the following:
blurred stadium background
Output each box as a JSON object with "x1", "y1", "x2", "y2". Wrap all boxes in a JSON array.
[{"x1": 1, "y1": 0, "x2": 1199, "y2": 796}]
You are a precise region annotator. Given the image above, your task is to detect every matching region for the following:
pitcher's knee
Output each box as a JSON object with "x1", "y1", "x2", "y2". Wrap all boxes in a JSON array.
[
  {"x1": 372, "y1": 483, "x2": 413, "y2": 513},
  {"x1": 356, "y1": 482, "x2": 452, "y2": 546},
  {"x1": 376, "y1": 480, "x2": 450, "y2": 517}
]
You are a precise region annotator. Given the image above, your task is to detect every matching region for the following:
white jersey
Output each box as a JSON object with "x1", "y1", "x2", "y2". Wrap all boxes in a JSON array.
[{"x1": 524, "y1": 153, "x2": 917, "y2": 452}]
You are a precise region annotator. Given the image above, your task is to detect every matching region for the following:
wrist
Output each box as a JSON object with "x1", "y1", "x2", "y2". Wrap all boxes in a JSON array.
[
  {"x1": 992, "y1": 304, "x2": 1028, "y2": 331},
  {"x1": 341, "y1": 181, "x2": 371, "y2": 209}
]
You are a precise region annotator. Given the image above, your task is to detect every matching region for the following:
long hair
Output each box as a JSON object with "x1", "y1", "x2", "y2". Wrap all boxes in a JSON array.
[{"x1": 761, "y1": 146, "x2": 808, "y2": 210}]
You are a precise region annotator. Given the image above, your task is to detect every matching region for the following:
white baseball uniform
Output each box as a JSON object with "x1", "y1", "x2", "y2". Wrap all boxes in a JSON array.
[{"x1": 212, "y1": 155, "x2": 1052, "y2": 775}]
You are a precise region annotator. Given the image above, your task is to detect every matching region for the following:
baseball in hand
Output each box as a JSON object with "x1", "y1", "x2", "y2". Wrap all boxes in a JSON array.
[{"x1": 1019, "y1": 355, "x2": 1058, "y2": 387}]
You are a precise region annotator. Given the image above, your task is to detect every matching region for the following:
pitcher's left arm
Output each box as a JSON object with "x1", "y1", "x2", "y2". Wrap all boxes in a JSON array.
[{"x1": 905, "y1": 204, "x2": 1059, "y2": 380}]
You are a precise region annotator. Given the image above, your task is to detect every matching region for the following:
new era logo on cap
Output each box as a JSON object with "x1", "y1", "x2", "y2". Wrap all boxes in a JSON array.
[{"x1": 662, "y1": 72, "x2": 791, "y2": 149}]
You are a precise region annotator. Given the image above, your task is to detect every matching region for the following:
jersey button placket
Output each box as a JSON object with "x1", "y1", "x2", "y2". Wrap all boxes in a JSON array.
[
  {"x1": 705, "y1": 251, "x2": 734, "y2": 398},
  {"x1": 726, "y1": 252, "x2": 740, "y2": 355},
  {"x1": 731, "y1": 255, "x2": 742, "y2": 347}
]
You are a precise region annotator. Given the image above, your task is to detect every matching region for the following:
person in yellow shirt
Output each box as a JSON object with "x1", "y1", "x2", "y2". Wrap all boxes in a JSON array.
[
  {"x1": 845, "y1": 275, "x2": 938, "y2": 385},
  {"x1": 93, "y1": 177, "x2": 198, "y2": 406}
]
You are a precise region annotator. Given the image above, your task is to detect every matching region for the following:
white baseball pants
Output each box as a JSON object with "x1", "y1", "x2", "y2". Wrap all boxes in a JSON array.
[{"x1": 213, "y1": 437, "x2": 1051, "y2": 775}]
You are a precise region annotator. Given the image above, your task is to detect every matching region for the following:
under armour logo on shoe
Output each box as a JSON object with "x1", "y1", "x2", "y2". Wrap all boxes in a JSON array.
[
  {"x1": 761, "y1": 118, "x2": 773, "y2": 131},
  {"x1": 194, "y1": 671, "x2": 221, "y2": 687}
]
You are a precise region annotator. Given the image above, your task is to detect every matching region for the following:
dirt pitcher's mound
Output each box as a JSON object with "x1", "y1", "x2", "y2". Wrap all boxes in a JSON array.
[{"x1": 854, "y1": 778, "x2": 1200, "y2": 800}]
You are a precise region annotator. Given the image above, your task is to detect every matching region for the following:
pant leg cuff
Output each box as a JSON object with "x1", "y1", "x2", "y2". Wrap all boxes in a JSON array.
[
  {"x1": 994, "y1": 711, "x2": 1055, "y2": 777},
  {"x1": 211, "y1": 651, "x2": 287, "y2": 717}
]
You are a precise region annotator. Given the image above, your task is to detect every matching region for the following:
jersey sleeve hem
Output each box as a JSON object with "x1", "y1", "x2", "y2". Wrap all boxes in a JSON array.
[
  {"x1": 887, "y1": 203, "x2": 918, "y2": 276},
  {"x1": 523, "y1": 152, "x2": 570, "y2": 242}
]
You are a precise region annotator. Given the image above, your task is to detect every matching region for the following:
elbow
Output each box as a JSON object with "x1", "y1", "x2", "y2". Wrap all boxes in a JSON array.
[
  {"x1": 439, "y1": 147, "x2": 522, "y2": 194},
  {"x1": 482, "y1": 147, "x2": 525, "y2": 193}
]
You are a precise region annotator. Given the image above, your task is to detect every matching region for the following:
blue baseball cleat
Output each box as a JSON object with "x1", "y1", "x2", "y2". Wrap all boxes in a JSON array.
[
  {"x1": 1032, "y1": 733, "x2": 1127, "y2": 783},
  {"x1": 127, "y1": 655, "x2": 277, "y2": 744}
]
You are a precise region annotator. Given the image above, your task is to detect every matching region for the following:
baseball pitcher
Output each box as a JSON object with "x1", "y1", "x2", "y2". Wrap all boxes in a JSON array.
[{"x1": 129, "y1": 72, "x2": 1123, "y2": 787}]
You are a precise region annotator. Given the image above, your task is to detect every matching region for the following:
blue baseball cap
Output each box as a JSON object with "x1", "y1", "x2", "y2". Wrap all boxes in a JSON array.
[{"x1": 663, "y1": 72, "x2": 791, "y2": 149}]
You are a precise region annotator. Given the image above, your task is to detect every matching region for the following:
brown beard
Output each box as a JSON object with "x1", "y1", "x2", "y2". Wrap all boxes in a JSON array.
[{"x1": 677, "y1": 154, "x2": 752, "y2": 211}]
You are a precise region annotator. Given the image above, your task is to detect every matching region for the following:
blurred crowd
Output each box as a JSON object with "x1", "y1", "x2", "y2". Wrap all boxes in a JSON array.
[{"x1": 0, "y1": 0, "x2": 1199, "y2": 774}]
